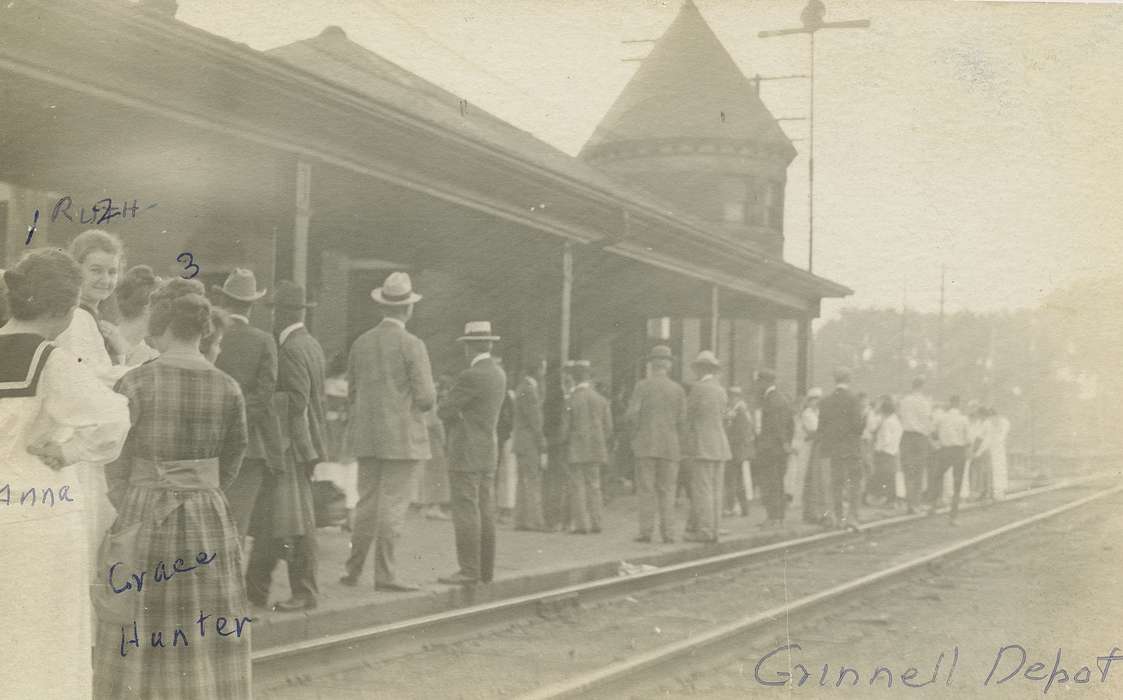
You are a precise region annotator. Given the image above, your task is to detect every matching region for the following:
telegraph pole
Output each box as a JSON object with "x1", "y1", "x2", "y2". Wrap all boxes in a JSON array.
[{"x1": 759, "y1": 0, "x2": 870, "y2": 274}]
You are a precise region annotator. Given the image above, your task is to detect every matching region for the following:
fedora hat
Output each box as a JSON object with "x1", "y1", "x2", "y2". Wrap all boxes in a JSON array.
[
  {"x1": 213, "y1": 268, "x2": 266, "y2": 302},
  {"x1": 691, "y1": 350, "x2": 721, "y2": 369},
  {"x1": 458, "y1": 320, "x2": 500, "y2": 342},
  {"x1": 267, "y1": 280, "x2": 317, "y2": 308},
  {"x1": 371, "y1": 271, "x2": 422, "y2": 306},
  {"x1": 646, "y1": 344, "x2": 674, "y2": 362}
]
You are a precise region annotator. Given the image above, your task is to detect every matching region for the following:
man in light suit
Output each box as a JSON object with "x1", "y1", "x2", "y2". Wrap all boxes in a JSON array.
[
  {"x1": 438, "y1": 321, "x2": 508, "y2": 585},
  {"x1": 564, "y1": 360, "x2": 613, "y2": 535},
  {"x1": 755, "y1": 368, "x2": 794, "y2": 529},
  {"x1": 625, "y1": 345, "x2": 687, "y2": 544},
  {"x1": 341, "y1": 272, "x2": 436, "y2": 592},
  {"x1": 512, "y1": 360, "x2": 547, "y2": 531},
  {"x1": 818, "y1": 366, "x2": 866, "y2": 528},
  {"x1": 683, "y1": 351, "x2": 732, "y2": 543},
  {"x1": 246, "y1": 281, "x2": 327, "y2": 612},
  {"x1": 214, "y1": 268, "x2": 284, "y2": 540}
]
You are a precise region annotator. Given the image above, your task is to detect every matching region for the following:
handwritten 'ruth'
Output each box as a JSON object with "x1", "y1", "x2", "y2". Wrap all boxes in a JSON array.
[{"x1": 754, "y1": 644, "x2": 1123, "y2": 694}]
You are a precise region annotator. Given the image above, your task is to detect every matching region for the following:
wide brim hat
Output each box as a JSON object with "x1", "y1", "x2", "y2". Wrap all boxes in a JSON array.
[
  {"x1": 691, "y1": 350, "x2": 721, "y2": 369},
  {"x1": 266, "y1": 280, "x2": 317, "y2": 308},
  {"x1": 371, "y1": 271, "x2": 422, "y2": 306},
  {"x1": 212, "y1": 268, "x2": 266, "y2": 302},
  {"x1": 458, "y1": 320, "x2": 501, "y2": 342},
  {"x1": 646, "y1": 344, "x2": 675, "y2": 362}
]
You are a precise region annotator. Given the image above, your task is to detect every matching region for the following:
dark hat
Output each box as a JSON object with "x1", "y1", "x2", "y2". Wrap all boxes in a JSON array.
[
  {"x1": 267, "y1": 280, "x2": 317, "y2": 308},
  {"x1": 646, "y1": 345, "x2": 674, "y2": 362},
  {"x1": 212, "y1": 268, "x2": 266, "y2": 302}
]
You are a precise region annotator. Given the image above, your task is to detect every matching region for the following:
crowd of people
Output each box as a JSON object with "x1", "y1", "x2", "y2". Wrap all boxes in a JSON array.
[
  {"x1": 0, "y1": 230, "x2": 1012, "y2": 698},
  {"x1": 795, "y1": 372, "x2": 1012, "y2": 529}
]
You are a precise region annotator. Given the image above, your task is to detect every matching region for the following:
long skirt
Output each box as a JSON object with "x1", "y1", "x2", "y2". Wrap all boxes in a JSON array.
[
  {"x1": 93, "y1": 487, "x2": 251, "y2": 699},
  {"x1": 801, "y1": 444, "x2": 831, "y2": 524}
]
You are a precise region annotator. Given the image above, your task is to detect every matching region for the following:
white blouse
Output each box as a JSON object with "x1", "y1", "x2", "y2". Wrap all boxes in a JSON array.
[{"x1": 55, "y1": 307, "x2": 131, "y2": 386}]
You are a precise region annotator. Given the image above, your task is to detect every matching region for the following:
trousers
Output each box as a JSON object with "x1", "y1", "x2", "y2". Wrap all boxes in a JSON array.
[
  {"x1": 635, "y1": 457, "x2": 679, "y2": 541},
  {"x1": 756, "y1": 450, "x2": 788, "y2": 521},
  {"x1": 899, "y1": 432, "x2": 930, "y2": 511},
  {"x1": 928, "y1": 445, "x2": 967, "y2": 517},
  {"x1": 514, "y1": 452, "x2": 546, "y2": 530},
  {"x1": 829, "y1": 454, "x2": 863, "y2": 524},
  {"x1": 345, "y1": 458, "x2": 417, "y2": 585},
  {"x1": 543, "y1": 445, "x2": 570, "y2": 530},
  {"x1": 723, "y1": 459, "x2": 750, "y2": 515},
  {"x1": 567, "y1": 461, "x2": 603, "y2": 533},
  {"x1": 688, "y1": 459, "x2": 723, "y2": 540},
  {"x1": 450, "y1": 470, "x2": 497, "y2": 582}
]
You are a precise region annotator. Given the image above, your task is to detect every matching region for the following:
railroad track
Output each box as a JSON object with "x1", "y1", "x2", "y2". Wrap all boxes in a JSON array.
[
  {"x1": 521, "y1": 482, "x2": 1123, "y2": 700},
  {"x1": 253, "y1": 474, "x2": 1119, "y2": 697}
]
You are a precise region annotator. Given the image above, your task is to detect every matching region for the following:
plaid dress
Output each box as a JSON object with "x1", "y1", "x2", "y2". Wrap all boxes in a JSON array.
[{"x1": 93, "y1": 350, "x2": 250, "y2": 699}]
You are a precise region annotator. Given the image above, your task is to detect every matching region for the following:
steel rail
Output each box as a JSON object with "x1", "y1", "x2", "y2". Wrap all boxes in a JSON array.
[
  {"x1": 252, "y1": 472, "x2": 1113, "y2": 688},
  {"x1": 517, "y1": 482, "x2": 1123, "y2": 699}
]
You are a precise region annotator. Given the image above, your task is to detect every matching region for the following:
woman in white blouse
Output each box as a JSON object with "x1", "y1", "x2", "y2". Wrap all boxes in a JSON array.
[
  {"x1": 54, "y1": 229, "x2": 133, "y2": 605},
  {"x1": 0, "y1": 249, "x2": 130, "y2": 698},
  {"x1": 56, "y1": 229, "x2": 133, "y2": 383}
]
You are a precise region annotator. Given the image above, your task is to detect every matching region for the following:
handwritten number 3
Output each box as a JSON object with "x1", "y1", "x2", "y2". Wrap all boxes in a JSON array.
[{"x1": 177, "y1": 253, "x2": 199, "y2": 279}]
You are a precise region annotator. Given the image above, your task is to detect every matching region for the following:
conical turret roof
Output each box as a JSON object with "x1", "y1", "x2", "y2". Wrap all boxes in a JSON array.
[{"x1": 581, "y1": 1, "x2": 794, "y2": 160}]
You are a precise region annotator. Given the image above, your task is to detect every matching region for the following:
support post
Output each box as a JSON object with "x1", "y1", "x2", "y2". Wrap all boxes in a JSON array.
[
  {"x1": 797, "y1": 316, "x2": 811, "y2": 397},
  {"x1": 709, "y1": 284, "x2": 720, "y2": 352},
  {"x1": 561, "y1": 241, "x2": 573, "y2": 365},
  {"x1": 294, "y1": 160, "x2": 312, "y2": 288}
]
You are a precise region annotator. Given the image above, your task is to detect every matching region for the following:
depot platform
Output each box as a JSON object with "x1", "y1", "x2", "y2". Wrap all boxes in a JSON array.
[{"x1": 245, "y1": 475, "x2": 1036, "y2": 651}]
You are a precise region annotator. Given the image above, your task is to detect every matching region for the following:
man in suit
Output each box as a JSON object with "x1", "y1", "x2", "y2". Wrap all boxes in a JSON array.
[
  {"x1": 512, "y1": 360, "x2": 547, "y2": 531},
  {"x1": 723, "y1": 386, "x2": 754, "y2": 517},
  {"x1": 754, "y1": 368, "x2": 794, "y2": 529},
  {"x1": 342, "y1": 272, "x2": 435, "y2": 592},
  {"x1": 818, "y1": 366, "x2": 866, "y2": 528},
  {"x1": 564, "y1": 360, "x2": 612, "y2": 535},
  {"x1": 438, "y1": 321, "x2": 508, "y2": 585},
  {"x1": 213, "y1": 268, "x2": 283, "y2": 541},
  {"x1": 245, "y1": 281, "x2": 327, "y2": 612},
  {"x1": 683, "y1": 351, "x2": 732, "y2": 543},
  {"x1": 625, "y1": 345, "x2": 687, "y2": 544}
]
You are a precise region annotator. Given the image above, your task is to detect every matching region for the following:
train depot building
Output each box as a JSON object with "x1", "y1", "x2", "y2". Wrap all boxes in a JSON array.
[{"x1": 1, "y1": 0, "x2": 850, "y2": 396}]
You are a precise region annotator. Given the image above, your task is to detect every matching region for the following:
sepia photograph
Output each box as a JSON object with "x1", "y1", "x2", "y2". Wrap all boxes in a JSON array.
[{"x1": 0, "y1": 0, "x2": 1120, "y2": 697}]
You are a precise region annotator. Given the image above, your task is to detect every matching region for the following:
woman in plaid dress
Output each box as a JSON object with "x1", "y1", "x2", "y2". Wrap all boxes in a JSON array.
[{"x1": 94, "y1": 280, "x2": 251, "y2": 699}]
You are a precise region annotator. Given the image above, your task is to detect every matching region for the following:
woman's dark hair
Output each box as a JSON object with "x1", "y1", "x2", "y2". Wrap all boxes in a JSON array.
[
  {"x1": 149, "y1": 278, "x2": 212, "y2": 340},
  {"x1": 1, "y1": 249, "x2": 82, "y2": 321},
  {"x1": 115, "y1": 265, "x2": 160, "y2": 320}
]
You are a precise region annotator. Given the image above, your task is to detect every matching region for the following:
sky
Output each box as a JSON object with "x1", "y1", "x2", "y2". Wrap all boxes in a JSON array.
[{"x1": 178, "y1": 0, "x2": 1123, "y2": 318}]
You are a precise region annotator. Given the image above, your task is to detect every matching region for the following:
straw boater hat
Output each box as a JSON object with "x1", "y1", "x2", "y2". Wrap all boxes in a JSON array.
[
  {"x1": 457, "y1": 321, "x2": 500, "y2": 342},
  {"x1": 564, "y1": 359, "x2": 591, "y2": 369},
  {"x1": 371, "y1": 271, "x2": 422, "y2": 306},
  {"x1": 646, "y1": 344, "x2": 674, "y2": 362},
  {"x1": 267, "y1": 280, "x2": 317, "y2": 308},
  {"x1": 691, "y1": 350, "x2": 721, "y2": 370},
  {"x1": 213, "y1": 268, "x2": 266, "y2": 302},
  {"x1": 807, "y1": 386, "x2": 824, "y2": 399}
]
